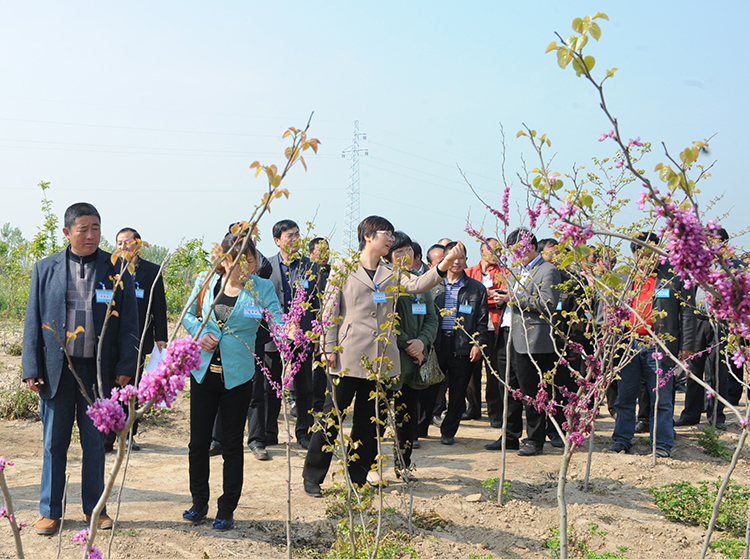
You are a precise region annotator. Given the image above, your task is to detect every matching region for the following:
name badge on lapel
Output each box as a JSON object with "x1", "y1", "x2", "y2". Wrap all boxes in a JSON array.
[
  {"x1": 459, "y1": 303, "x2": 472, "y2": 314},
  {"x1": 134, "y1": 282, "x2": 144, "y2": 299},
  {"x1": 96, "y1": 283, "x2": 112, "y2": 304},
  {"x1": 372, "y1": 282, "x2": 386, "y2": 304},
  {"x1": 244, "y1": 306, "x2": 263, "y2": 319},
  {"x1": 655, "y1": 287, "x2": 670, "y2": 299},
  {"x1": 412, "y1": 298, "x2": 426, "y2": 315}
]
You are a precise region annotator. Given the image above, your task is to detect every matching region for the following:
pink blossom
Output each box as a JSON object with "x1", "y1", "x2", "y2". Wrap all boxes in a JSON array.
[
  {"x1": 73, "y1": 529, "x2": 104, "y2": 559},
  {"x1": 599, "y1": 129, "x2": 615, "y2": 142},
  {"x1": 0, "y1": 457, "x2": 12, "y2": 472},
  {"x1": 615, "y1": 159, "x2": 623, "y2": 168},
  {"x1": 628, "y1": 137, "x2": 643, "y2": 148},
  {"x1": 137, "y1": 337, "x2": 202, "y2": 408},
  {"x1": 86, "y1": 398, "x2": 126, "y2": 434},
  {"x1": 567, "y1": 432, "x2": 586, "y2": 447},
  {"x1": 637, "y1": 190, "x2": 648, "y2": 211}
]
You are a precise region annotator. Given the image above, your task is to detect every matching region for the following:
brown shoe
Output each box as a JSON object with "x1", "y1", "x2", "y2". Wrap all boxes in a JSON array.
[
  {"x1": 86, "y1": 512, "x2": 114, "y2": 530},
  {"x1": 35, "y1": 516, "x2": 59, "y2": 535}
]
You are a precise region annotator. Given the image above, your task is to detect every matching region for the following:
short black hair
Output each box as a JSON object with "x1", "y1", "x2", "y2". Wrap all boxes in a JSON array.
[
  {"x1": 64, "y1": 203, "x2": 100, "y2": 230},
  {"x1": 537, "y1": 238, "x2": 558, "y2": 252},
  {"x1": 386, "y1": 231, "x2": 413, "y2": 262},
  {"x1": 713, "y1": 227, "x2": 729, "y2": 243},
  {"x1": 507, "y1": 228, "x2": 537, "y2": 249},
  {"x1": 272, "y1": 219, "x2": 299, "y2": 240},
  {"x1": 630, "y1": 231, "x2": 660, "y2": 254},
  {"x1": 309, "y1": 236, "x2": 326, "y2": 253},
  {"x1": 426, "y1": 243, "x2": 445, "y2": 264},
  {"x1": 411, "y1": 241, "x2": 423, "y2": 259},
  {"x1": 357, "y1": 215, "x2": 394, "y2": 251},
  {"x1": 116, "y1": 227, "x2": 141, "y2": 241}
]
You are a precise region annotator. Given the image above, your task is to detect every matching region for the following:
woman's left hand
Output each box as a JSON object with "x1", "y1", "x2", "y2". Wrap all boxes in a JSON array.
[{"x1": 405, "y1": 338, "x2": 424, "y2": 358}]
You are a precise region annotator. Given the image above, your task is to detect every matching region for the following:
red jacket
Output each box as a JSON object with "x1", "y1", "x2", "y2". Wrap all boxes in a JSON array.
[{"x1": 465, "y1": 262, "x2": 507, "y2": 332}]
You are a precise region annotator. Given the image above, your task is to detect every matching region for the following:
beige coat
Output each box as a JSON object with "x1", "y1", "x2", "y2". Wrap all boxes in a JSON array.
[{"x1": 322, "y1": 261, "x2": 443, "y2": 379}]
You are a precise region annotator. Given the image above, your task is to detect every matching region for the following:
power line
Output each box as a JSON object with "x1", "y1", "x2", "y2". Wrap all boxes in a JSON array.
[{"x1": 0, "y1": 117, "x2": 349, "y2": 141}]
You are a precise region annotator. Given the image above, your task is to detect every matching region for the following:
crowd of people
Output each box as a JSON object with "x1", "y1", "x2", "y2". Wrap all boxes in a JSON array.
[{"x1": 21, "y1": 202, "x2": 746, "y2": 534}]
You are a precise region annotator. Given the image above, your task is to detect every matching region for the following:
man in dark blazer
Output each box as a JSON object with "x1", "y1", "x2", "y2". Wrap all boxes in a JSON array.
[
  {"x1": 505, "y1": 228, "x2": 561, "y2": 456},
  {"x1": 611, "y1": 232, "x2": 696, "y2": 457},
  {"x1": 247, "y1": 219, "x2": 318, "y2": 456},
  {"x1": 23, "y1": 203, "x2": 139, "y2": 535},
  {"x1": 102, "y1": 227, "x2": 168, "y2": 451}
]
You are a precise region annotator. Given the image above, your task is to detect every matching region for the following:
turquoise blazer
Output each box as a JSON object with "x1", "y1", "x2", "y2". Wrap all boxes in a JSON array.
[{"x1": 183, "y1": 272, "x2": 283, "y2": 389}]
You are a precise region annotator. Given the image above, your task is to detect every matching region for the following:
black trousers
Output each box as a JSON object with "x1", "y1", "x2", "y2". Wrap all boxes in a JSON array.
[
  {"x1": 682, "y1": 319, "x2": 730, "y2": 422},
  {"x1": 302, "y1": 376, "x2": 384, "y2": 487},
  {"x1": 466, "y1": 329, "x2": 498, "y2": 418},
  {"x1": 393, "y1": 383, "x2": 419, "y2": 469},
  {"x1": 189, "y1": 373, "x2": 253, "y2": 518},
  {"x1": 246, "y1": 350, "x2": 313, "y2": 445},
  {"x1": 509, "y1": 343, "x2": 557, "y2": 447}
]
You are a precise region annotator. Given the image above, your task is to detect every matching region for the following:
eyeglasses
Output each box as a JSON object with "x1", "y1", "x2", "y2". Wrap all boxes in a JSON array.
[{"x1": 376, "y1": 230, "x2": 394, "y2": 239}]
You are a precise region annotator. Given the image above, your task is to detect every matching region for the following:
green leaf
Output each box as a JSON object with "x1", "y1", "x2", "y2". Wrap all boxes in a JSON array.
[
  {"x1": 572, "y1": 59, "x2": 584, "y2": 77},
  {"x1": 516, "y1": 130, "x2": 527, "y2": 138},
  {"x1": 606, "y1": 272, "x2": 622, "y2": 288},
  {"x1": 574, "y1": 244, "x2": 591, "y2": 258},
  {"x1": 584, "y1": 55, "x2": 595, "y2": 71},
  {"x1": 582, "y1": 15, "x2": 592, "y2": 34},
  {"x1": 593, "y1": 12, "x2": 609, "y2": 21},
  {"x1": 533, "y1": 175, "x2": 542, "y2": 188},
  {"x1": 606, "y1": 67, "x2": 618, "y2": 78},
  {"x1": 571, "y1": 17, "x2": 583, "y2": 33},
  {"x1": 668, "y1": 175, "x2": 681, "y2": 191},
  {"x1": 552, "y1": 178, "x2": 564, "y2": 190},
  {"x1": 581, "y1": 194, "x2": 594, "y2": 208},
  {"x1": 590, "y1": 22, "x2": 602, "y2": 41},
  {"x1": 545, "y1": 41, "x2": 558, "y2": 54},
  {"x1": 659, "y1": 165, "x2": 674, "y2": 183},
  {"x1": 557, "y1": 48, "x2": 572, "y2": 69},
  {"x1": 576, "y1": 34, "x2": 589, "y2": 52},
  {"x1": 560, "y1": 251, "x2": 574, "y2": 269}
]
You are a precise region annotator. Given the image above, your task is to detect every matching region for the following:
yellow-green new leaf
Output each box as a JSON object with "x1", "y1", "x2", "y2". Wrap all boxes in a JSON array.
[
  {"x1": 517, "y1": 130, "x2": 527, "y2": 138},
  {"x1": 584, "y1": 55, "x2": 596, "y2": 71},
  {"x1": 590, "y1": 22, "x2": 602, "y2": 41},
  {"x1": 546, "y1": 41, "x2": 558, "y2": 54},
  {"x1": 571, "y1": 17, "x2": 583, "y2": 33},
  {"x1": 593, "y1": 12, "x2": 609, "y2": 21},
  {"x1": 557, "y1": 47, "x2": 572, "y2": 69}
]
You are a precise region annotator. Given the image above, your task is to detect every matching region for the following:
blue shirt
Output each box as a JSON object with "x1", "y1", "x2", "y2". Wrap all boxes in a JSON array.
[{"x1": 441, "y1": 275, "x2": 465, "y2": 330}]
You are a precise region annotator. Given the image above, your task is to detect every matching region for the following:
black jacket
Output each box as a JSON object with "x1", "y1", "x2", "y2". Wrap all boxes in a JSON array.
[
  {"x1": 130, "y1": 258, "x2": 168, "y2": 354},
  {"x1": 431, "y1": 273, "x2": 489, "y2": 356}
]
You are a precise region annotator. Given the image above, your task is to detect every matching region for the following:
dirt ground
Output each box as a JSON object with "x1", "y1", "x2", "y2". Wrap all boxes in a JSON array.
[{"x1": 1, "y1": 320, "x2": 749, "y2": 559}]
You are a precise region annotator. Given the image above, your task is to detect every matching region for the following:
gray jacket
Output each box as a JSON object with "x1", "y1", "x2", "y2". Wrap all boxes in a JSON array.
[{"x1": 510, "y1": 256, "x2": 561, "y2": 355}]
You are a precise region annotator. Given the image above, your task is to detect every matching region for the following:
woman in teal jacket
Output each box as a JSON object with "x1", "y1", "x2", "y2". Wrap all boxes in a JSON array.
[{"x1": 182, "y1": 231, "x2": 283, "y2": 531}]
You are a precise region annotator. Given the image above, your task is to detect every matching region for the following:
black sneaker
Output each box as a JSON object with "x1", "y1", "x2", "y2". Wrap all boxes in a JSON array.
[
  {"x1": 608, "y1": 442, "x2": 629, "y2": 454},
  {"x1": 304, "y1": 480, "x2": 322, "y2": 498}
]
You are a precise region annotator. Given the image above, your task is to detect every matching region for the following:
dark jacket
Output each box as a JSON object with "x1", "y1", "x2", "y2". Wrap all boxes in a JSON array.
[
  {"x1": 22, "y1": 247, "x2": 139, "y2": 399},
  {"x1": 264, "y1": 253, "x2": 319, "y2": 352},
  {"x1": 130, "y1": 258, "x2": 168, "y2": 353},
  {"x1": 633, "y1": 262, "x2": 697, "y2": 356},
  {"x1": 394, "y1": 289, "x2": 439, "y2": 390},
  {"x1": 431, "y1": 273, "x2": 489, "y2": 356}
]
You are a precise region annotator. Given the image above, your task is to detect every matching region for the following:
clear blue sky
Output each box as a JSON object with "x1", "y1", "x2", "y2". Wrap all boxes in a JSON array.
[{"x1": 1, "y1": 1, "x2": 746, "y2": 260}]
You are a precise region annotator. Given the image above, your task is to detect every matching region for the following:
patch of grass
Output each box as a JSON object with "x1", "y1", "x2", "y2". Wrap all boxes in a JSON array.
[
  {"x1": 114, "y1": 528, "x2": 138, "y2": 537},
  {"x1": 481, "y1": 477, "x2": 512, "y2": 502},
  {"x1": 649, "y1": 479, "x2": 750, "y2": 537},
  {"x1": 324, "y1": 484, "x2": 375, "y2": 519},
  {"x1": 411, "y1": 509, "x2": 447, "y2": 530},
  {"x1": 0, "y1": 386, "x2": 39, "y2": 419},
  {"x1": 5, "y1": 341, "x2": 22, "y2": 356},
  {"x1": 469, "y1": 555, "x2": 494, "y2": 559},
  {"x1": 139, "y1": 405, "x2": 172, "y2": 427},
  {"x1": 710, "y1": 539, "x2": 746, "y2": 559},
  {"x1": 697, "y1": 426, "x2": 733, "y2": 461},
  {"x1": 326, "y1": 522, "x2": 416, "y2": 559},
  {"x1": 544, "y1": 523, "x2": 628, "y2": 559}
]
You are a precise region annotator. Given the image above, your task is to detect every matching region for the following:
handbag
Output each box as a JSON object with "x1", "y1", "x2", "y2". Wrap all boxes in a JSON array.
[{"x1": 413, "y1": 345, "x2": 444, "y2": 387}]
